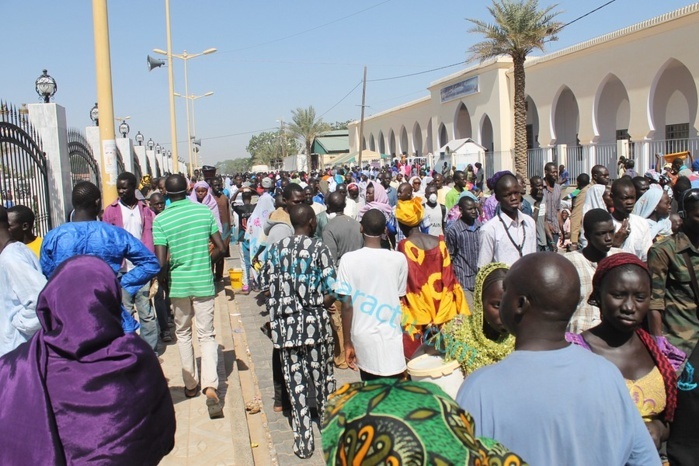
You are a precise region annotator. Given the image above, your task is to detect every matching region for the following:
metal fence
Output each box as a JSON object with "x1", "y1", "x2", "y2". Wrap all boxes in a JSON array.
[
  {"x1": 566, "y1": 145, "x2": 586, "y2": 180},
  {"x1": 485, "y1": 151, "x2": 494, "y2": 180},
  {"x1": 596, "y1": 143, "x2": 618, "y2": 179},
  {"x1": 527, "y1": 148, "x2": 546, "y2": 179},
  {"x1": 634, "y1": 138, "x2": 699, "y2": 173},
  {"x1": 67, "y1": 129, "x2": 101, "y2": 187},
  {"x1": 0, "y1": 101, "x2": 52, "y2": 236}
]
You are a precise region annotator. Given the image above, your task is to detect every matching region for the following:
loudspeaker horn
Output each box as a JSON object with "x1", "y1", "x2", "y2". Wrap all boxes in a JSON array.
[
  {"x1": 147, "y1": 55, "x2": 166, "y2": 72},
  {"x1": 192, "y1": 138, "x2": 201, "y2": 146}
]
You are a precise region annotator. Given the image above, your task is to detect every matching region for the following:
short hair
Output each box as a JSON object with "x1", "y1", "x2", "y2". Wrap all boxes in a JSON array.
[
  {"x1": 165, "y1": 174, "x2": 187, "y2": 193},
  {"x1": 283, "y1": 182, "x2": 304, "y2": 200},
  {"x1": 681, "y1": 189, "x2": 699, "y2": 214},
  {"x1": 495, "y1": 173, "x2": 517, "y2": 193},
  {"x1": 530, "y1": 175, "x2": 542, "y2": 185},
  {"x1": 0, "y1": 206, "x2": 7, "y2": 226},
  {"x1": 457, "y1": 195, "x2": 476, "y2": 210},
  {"x1": 453, "y1": 170, "x2": 465, "y2": 179},
  {"x1": 545, "y1": 162, "x2": 557, "y2": 172},
  {"x1": 117, "y1": 171, "x2": 137, "y2": 188},
  {"x1": 72, "y1": 181, "x2": 101, "y2": 209},
  {"x1": 289, "y1": 203, "x2": 315, "y2": 228},
  {"x1": 625, "y1": 159, "x2": 635, "y2": 168},
  {"x1": 326, "y1": 192, "x2": 345, "y2": 213},
  {"x1": 7, "y1": 205, "x2": 35, "y2": 227},
  {"x1": 360, "y1": 209, "x2": 386, "y2": 236},
  {"x1": 583, "y1": 208, "x2": 613, "y2": 233},
  {"x1": 611, "y1": 177, "x2": 635, "y2": 197},
  {"x1": 576, "y1": 173, "x2": 590, "y2": 187},
  {"x1": 674, "y1": 176, "x2": 692, "y2": 197},
  {"x1": 591, "y1": 165, "x2": 606, "y2": 176}
]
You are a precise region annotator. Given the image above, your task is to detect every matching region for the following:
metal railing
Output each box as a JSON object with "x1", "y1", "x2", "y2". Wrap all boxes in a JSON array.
[
  {"x1": 596, "y1": 143, "x2": 618, "y2": 178},
  {"x1": 485, "y1": 151, "x2": 494, "y2": 180},
  {"x1": 527, "y1": 148, "x2": 545, "y2": 179},
  {"x1": 0, "y1": 101, "x2": 52, "y2": 236},
  {"x1": 68, "y1": 129, "x2": 101, "y2": 187},
  {"x1": 566, "y1": 145, "x2": 586, "y2": 180}
]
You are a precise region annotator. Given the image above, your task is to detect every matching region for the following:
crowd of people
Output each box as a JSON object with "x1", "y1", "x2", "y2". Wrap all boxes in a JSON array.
[{"x1": 1, "y1": 152, "x2": 699, "y2": 464}]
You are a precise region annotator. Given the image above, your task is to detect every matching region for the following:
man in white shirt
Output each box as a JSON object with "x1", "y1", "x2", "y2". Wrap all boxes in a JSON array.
[
  {"x1": 609, "y1": 177, "x2": 652, "y2": 261},
  {"x1": 336, "y1": 209, "x2": 408, "y2": 380},
  {"x1": 478, "y1": 172, "x2": 536, "y2": 267}
]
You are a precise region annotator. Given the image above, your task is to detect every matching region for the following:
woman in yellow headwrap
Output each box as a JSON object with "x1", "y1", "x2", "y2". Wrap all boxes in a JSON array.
[
  {"x1": 434, "y1": 262, "x2": 515, "y2": 376},
  {"x1": 395, "y1": 195, "x2": 469, "y2": 359}
]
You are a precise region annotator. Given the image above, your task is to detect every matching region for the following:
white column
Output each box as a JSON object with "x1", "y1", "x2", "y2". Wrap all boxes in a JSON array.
[
  {"x1": 557, "y1": 144, "x2": 568, "y2": 171},
  {"x1": 27, "y1": 103, "x2": 71, "y2": 228},
  {"x1": 85, "y1": 126, "x2": 102, "y2": 173},
  {"x1": 134, "y1": 145, "x2": 147, "y2": 175},
  {"x1": 146, "y1": 149, "x2": 157, "y2": 176},
  {"x1": 115, "y1": 137, "x2": 133, "y2": 173}
]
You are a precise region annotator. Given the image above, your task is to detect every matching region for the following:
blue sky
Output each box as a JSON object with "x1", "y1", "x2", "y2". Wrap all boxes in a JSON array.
[{"x1": 0, "y1": 0, "x2": 694, "y2": 164}]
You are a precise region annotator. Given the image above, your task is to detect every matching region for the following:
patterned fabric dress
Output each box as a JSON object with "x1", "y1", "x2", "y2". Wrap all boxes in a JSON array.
[
  {"x1": 322, "y1": 379, "x2": 527, "y2": 465},
  {"x1": 260, "y1": 235, "x2": 337, "y2": 458},
  {"x1": 398, "y1": 236, "x2": 469, "y2": 357}
]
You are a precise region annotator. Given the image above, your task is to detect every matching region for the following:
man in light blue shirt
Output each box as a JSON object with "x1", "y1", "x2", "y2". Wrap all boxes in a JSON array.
[
  {"x1": 456, "y1": 252, "x2": 660, "y2": 466},
  {"x1": 0, "y1": 206, "x2": 46, "y2": 356}
]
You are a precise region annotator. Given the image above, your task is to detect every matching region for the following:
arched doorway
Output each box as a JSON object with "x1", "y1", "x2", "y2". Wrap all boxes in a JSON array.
[
  {"x1": 595, "y1": 74, "x2": 630, "y2": 144},
  {"x1": 553, "y1": 86, "x2": 580, "y2": 146},
  {"x1": 389, "y1": 129, "x2": 397, "y2": 156},
  {"x1": 650, "y1": 58, "x2": 698, "y2": 152},
  {"x1": 481, "y1": 115, "x2": 494, "y2": 152},
  {"x1": 454, "y1": 103, "x2": 472, "y2": 139},
  {"x1": 526, "y1": 96, "x2": 540, "y2": 149},
  {"x1": 369, "y1": 133, "x2": 376, "y2": 151},
  {"x1": 400, "y1": 126, "x2": 409, "y2": 155},
  {"x1": 426, "y1": 119, "x2": 433, "y2": 154},
  {"x1": 413, "y1": 122, "x2": 423, "y2": 157},
  {"x1": 378, "y1": 131, "x2": 386, "y2": 154},
  {"x1": 438, "y1": 123, "x2": 448, "y2": 149},
  {"x1": 362, "y1": 137, "x2": 367, "y2": 150}
]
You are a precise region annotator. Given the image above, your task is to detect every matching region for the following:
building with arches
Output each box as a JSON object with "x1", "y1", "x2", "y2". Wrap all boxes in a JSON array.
[{"x1": 348, "y1": 4, "x2": 699, "y2": 181}]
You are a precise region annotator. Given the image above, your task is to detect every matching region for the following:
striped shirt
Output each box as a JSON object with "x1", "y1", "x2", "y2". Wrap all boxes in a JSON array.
[
  {"x1": 153, "y1": 199, "x2": 219, "y2": 298},
  {"x1": 446, "y1": 219, "x2": 481, "y2": 291}
]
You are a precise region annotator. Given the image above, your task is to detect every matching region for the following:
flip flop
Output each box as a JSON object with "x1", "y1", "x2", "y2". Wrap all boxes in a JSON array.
[
  {"x1": 205, "y1": 389, "x2": 224, "y2": 419},
  {"x1": 184, "y1": 386, "x2": 199, "y2": 398}
]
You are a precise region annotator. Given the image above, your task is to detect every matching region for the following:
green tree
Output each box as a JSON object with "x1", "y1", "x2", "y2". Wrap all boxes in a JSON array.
[
  {"x1": 246, "y1": 130, "x2": 299, "y2": 166},
  {"x1": 467, "y1": 0, "x2": 562, "y2": 178},
  {"x1": 287, "y1": 106, "x2": 330, "y2": 159},
  {"x1": 330, "y1": 119, "x2": 352, "y2": 131},
  {"x1": 216, "y1": 157, "x2": 252, "y2": 175}
]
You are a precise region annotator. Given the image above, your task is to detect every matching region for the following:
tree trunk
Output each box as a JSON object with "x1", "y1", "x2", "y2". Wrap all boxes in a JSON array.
[{"x1": 512, "y1": 54, "x2": 527, "y2": 180}]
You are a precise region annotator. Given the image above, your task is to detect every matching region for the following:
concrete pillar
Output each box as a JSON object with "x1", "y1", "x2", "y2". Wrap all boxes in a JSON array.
[
  {"x1": 146, "y1": 149, "x2": 157, "y2": 176},
  {"x1": 115, "y1": 137, "x2": 133, "y2": 173},
  {"x1": 557, "y1": 144, "x2": 568, "y2": 171},
  {"x1": 27, "y1": 103, "x2": 71, "y2": 228},
  {"x1": 134, "y1": 145, "x2": 147, "y2": 176},
  {"x1": 85, "y1": 126, "x2": 102, "y2": 173}
]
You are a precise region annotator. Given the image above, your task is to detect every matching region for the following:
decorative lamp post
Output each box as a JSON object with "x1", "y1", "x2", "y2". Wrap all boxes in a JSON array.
[
  {"x1": 155, "y1": 144, "x2": 161, "y2": 154},
  {"x1": 90, "y1": 102, "x2": 99, "y2": 126},
  {"x1": 119, "y1": 120, "x2": 130, "y2": 138},
  {"x1": 147, "y1": 138, "x2": 155, "y2": 151},
  {"x1": 35, "y1": 69, "x2": 57, "y2": 103},
  {"x1": 135, "y1": 131, "x2": 144, "y2": 145}
]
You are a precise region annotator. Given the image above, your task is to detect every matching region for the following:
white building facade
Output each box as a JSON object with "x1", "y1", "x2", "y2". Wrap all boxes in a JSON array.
[{"x1": 348, "y1": 4, "x2": 699, "y2": 181}]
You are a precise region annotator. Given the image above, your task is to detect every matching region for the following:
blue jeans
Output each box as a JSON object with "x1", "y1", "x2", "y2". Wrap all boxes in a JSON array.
[{"x1": 122, "y1": 282, "x2": 159, "y2": 352}]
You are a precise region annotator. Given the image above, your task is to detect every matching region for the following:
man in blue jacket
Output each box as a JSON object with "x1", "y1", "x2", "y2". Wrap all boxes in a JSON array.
[{"x1": 41, "y1": 181, "x2": 160, "y2": 341}]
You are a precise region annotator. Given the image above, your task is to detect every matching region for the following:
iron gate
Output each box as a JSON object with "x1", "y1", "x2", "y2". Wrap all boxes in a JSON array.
[
  {"x1": 0, "y1": 102, "x2": 52, "y2": 236},
  {"x1": 68, "y1": 129, "x2": 101, "y2": 187}
]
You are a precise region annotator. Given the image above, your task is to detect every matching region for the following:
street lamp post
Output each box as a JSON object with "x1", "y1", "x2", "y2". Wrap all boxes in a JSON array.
[
  {"x1": 153, "y1": 47, "x2": 216, "y2": 177},
  {"x1": 35, "y1": 69, "x2": 57, "y2": 103},
  {"x1": 174, "y1": 91, "x2": 213, "y2": 169},
  {"x1": 90, "y1": 102, "x2": 99, "y2": 126},
  {"x1": 135, "y1": 131, "x2": 144, "y2": 145},
  {"x1": 116, "y1": 116, "x2": 131, "y2": 138}
]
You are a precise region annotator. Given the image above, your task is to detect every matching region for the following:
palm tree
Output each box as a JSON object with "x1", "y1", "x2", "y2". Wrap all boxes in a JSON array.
[
  {"x1": 287, "y1": 106, "x2": 330, "y2": 170},
  {"x1": 467, "y1": 0, "x2": 563, "y2": 178}
]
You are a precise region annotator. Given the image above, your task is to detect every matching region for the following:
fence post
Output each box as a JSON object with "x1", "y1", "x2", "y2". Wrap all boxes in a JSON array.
[
  {"x1": 587, "y1": 144, "x2": 597, "y2": 173},
  {"x1": 134, "y1": 145, "x2": 147, "y2": 176},
  {"x1": 557, "y1": 144, "x2": 568, "y2": 172},
  {"x1": 146, "y1": 149, "x2": 157, "y2": 176},
  {"x1": 27, "y1": 103, "x2": 71, "y2": 228},
  {"x1": 85, "y1": 126, "x2": 102, "y2": 176},
  {"x1": 115, "y1": 137, "x2": 134, "y2": 173}
]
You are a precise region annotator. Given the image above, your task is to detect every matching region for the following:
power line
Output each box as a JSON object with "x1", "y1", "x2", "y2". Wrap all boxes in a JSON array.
[
  {"x1": 319, "y1": 80, "x2": 363, "y2": 118},
  {"x1": 367, "y1": 61, "x2": 465, "y2": 83},
  {"x1": 158, "y1": 127, "x2": 279, "y2": 146},
  {"x1": 364, "y1": 0, "x2": 618, "y2": 83},
  {"x1": 221, "y1": 0, "x2": 392, "y2": 53}
]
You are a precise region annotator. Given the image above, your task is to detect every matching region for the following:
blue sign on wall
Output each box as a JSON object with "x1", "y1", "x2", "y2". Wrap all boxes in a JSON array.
[{"x1": 440, "y1": 76, "x2": 479, "y2": 103}]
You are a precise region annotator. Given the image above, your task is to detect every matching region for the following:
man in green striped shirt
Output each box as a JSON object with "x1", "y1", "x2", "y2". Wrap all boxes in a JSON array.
[{"x1": 154, "y1": 174, "x2": 226, "y2": 419}]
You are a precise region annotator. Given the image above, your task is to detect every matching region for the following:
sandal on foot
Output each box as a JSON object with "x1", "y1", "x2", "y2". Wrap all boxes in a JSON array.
[
  {"x1": 184, "y1": 386, "x2": 199, "y2": 398},
  {"x1": 205, "y1": 388, "x2": 224, "y2": 419}
]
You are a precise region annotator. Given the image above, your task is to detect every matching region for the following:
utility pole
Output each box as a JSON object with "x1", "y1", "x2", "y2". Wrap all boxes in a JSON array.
[
  {"x1": 164, "y1": 0, "x2": 179, "y2": 169},
  {"x1": 357, "y1": 66, "x2": 367, "y2": 168},
  {"x1": 92, "y1": 0, "x2": 117, "y2": 208}
]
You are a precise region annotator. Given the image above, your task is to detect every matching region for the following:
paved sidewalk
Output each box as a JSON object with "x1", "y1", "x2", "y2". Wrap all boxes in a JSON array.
[
  {"x1": 226, "y1": 252, "x2": 360, "y2": 465},
  {"x1": 158, "y1": 284, "x2": 254, "y2": 466}
]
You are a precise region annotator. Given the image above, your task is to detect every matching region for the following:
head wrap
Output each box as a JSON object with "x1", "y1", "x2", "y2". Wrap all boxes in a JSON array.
[
  {"x1": 395, "y1": 197, "x2": 424, "y2": 227},
  {"x1": 357, "y1": 180, "x2": 392, "y2": 221},
  {"x1": 488, "y1": 170, "x2": 514, "y2": 193},
  {"x1": 0, "y1": 256, "x2": 175, "y2": 464},
  {"x1": 458, "y1": 190, "x2": 480, "y2": 203},
  {"x1": 436, "y1": 263, "x2": 514, "y2": 375},
  {"x1": 189, "y1": 180, "x2": 222, "y2": 231},
  {"x1": 322, "y1": 379, "x2": 526, "y2": 465},
  {"x1": 588, "y1": 252, "x2": 678, "y2": 422},
  {"x1": 583, "y1": 184, "x2": 607, "y2": 217}
]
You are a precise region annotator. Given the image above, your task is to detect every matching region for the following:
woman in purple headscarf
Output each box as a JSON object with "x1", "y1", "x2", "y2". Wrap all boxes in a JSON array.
[
  {"x1": 357, "y1": 180, "x2": 393, "y2": 221},
  {"x1": 0, "y1": 255, "x2": 175, "y2": 465},
  {"x1": 190, "y1": 180, "x2": 222, "y2": 231}
]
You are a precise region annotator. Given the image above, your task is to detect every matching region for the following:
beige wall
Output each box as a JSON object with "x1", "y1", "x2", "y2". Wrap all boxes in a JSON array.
[{"x1": 349, "y1": 4, "x2": 699, "y2": 172}]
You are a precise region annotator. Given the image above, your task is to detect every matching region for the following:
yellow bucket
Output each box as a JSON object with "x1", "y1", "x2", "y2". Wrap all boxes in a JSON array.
[{"x1": 229, "y1": 268, "x2": 243, "y2": 290}]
